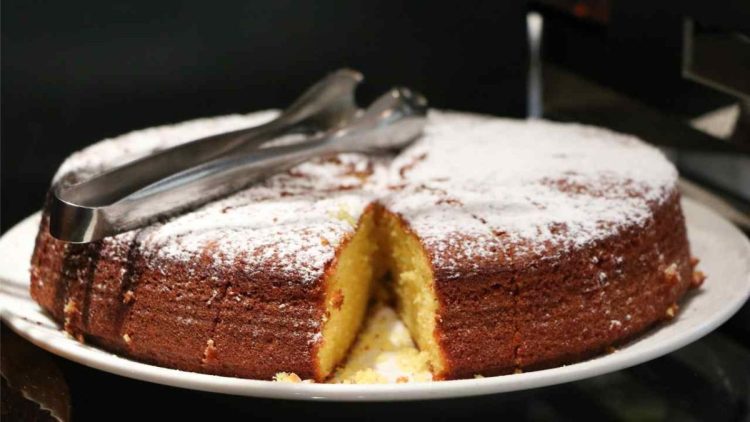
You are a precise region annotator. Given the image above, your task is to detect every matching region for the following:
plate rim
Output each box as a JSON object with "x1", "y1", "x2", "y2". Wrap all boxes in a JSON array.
[{"x1": 1, "y1": 198, "x2": 749, "y2": 401}]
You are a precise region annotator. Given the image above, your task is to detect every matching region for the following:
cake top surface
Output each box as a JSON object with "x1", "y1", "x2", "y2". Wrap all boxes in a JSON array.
[
  {"x1": 54, "y1": 110, "x2": 677, "y2": 283},
  {"x1": 383, "y1": 112, "x2": 676, "y2": 275}
]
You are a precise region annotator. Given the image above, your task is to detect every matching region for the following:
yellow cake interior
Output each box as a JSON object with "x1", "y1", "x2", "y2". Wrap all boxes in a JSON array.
[
  {"x1": 317, "y1": 209, "x2": 379, "y2": 379},
  {"x1": 315, "y1": 207, "x2": 444, "y2": 381},
  {"x1": 331, "y1": 303, "x2": 432, "y2": 384},
  {"x1": 378, "y1": 210, "x2": 444, "y2": 377}
]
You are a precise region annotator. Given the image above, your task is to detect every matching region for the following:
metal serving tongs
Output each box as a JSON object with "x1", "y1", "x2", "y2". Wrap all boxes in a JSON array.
[{"x1": 49, "y1": 70, "x2": 428, "y2": 243}]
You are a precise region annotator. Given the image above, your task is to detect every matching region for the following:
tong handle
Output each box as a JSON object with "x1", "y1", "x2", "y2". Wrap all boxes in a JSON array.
[
  {"x1": 49, "y1": 85, "x2": 426, "y2": 243},
  {"x1": 70, "y1": 122, "x2": 295, "y2": 207},
  {"x1": 50, "y1": 138, "x2": 329, "y2": 243},
  {"x1": 56, "y1": 69, "x2": 362, "y2": 208}
]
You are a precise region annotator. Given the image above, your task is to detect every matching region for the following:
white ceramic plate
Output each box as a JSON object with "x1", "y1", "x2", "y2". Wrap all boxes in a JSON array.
[{"x1": 1, "y1": 198, "x2": 749, "y2": 401}]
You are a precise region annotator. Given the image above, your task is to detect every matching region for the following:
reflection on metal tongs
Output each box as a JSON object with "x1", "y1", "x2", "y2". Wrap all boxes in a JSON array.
[{"x1": 50, "y1": 69, "x2": 428, "y2": 243}]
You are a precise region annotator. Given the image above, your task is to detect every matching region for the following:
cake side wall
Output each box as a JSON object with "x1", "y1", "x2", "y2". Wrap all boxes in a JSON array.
[
  {"x1": 431, "y1": 190, "x2": 696, "y2": 380},
  {"x1": 84, "y1": 231, "x2": 139, "y2": 352},
  {"x1": 514, "y1": 191, "x2": 695, "y2": 370},
  {"x1": 30, "y1": 208, "x2": 67, "y2": 322},
  {"x1": 30, "y1": 214, "x2": 328, "y2": 379},
  {"x1": 30, "y1": 191, "x2": 141, "y2": 354},
  {"x1": 116, "y1": 241, "x2": 231, "y2": 372},
  {"x1": 432, "y1": 268, "x2": 518, "y2": 379},
  {"x1": 31, "y1": 197, "x2": 331, "y2": 379},
  {"x1": 204, "y1": 262, "x2": 325, "y2": 380}
]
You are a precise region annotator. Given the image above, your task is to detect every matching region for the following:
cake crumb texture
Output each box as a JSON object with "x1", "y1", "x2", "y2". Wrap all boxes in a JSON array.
[{"x1": 333, "y1": 304, "x2": 432, "y2": 384}]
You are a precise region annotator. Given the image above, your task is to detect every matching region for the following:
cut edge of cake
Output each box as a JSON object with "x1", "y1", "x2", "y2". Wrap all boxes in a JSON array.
[
  {"x1": 315, "y1": 206, "x2": 379, "y2": 380},
  {"x1": 377, "y1": 207, "x2": 447, "y2": 378},
  {"x1": 313, "y1": 205, "x2": 447, "y2": 381}
]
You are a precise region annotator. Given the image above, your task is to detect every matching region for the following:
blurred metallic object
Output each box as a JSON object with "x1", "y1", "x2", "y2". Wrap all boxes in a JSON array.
[
  {"x1": 683, "y1": 18, "x2": 750, "y2": 145},
  {"x1": 678, "y1": 178, "x2": 750, "y2": 230},
  {"x1": 527, "y1": 11, "x2": 544, "y2": 118}
]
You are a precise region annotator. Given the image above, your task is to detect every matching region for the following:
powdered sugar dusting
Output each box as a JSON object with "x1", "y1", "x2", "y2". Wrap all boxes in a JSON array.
[
  {"x1": 53, "y1": 110, "x2": 678, "y2": 282},
  {"x1": 140, "y1": 189, "x2": 375, "y2": 283},
  {"x1": 133, "y1": 149, "x2": 384, "y2": 284},
  {"x1": 382, "y1": 185, "x2": 501, "y2": 279},
  {"x1": 385, "y1": 111, "x2": 677, "y2": 264}
]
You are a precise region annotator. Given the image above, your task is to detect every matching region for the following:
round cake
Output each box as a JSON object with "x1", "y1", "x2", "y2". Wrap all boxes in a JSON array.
[{"x1": 30, "y1": 110, "x2": 703, "y2": 381}]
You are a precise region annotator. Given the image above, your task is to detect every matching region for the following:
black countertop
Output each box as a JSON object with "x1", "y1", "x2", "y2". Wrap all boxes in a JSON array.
[{"x1": 2, "y1": 322, "x2": 748, "y2": 421}]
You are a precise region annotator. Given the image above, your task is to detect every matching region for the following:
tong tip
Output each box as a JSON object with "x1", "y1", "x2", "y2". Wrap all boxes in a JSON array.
[{"x1": 334, "y1": 68, "x2": 364, "y2": 82}]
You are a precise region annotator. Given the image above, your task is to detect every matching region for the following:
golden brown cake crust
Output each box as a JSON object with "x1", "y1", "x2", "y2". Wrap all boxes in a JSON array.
[
  {"x1": 31, "y1": 204, "x2": 336, "y2": 380},
  {"x1": 428, "y1": 191, "x2": 693, "y2": 379}
]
